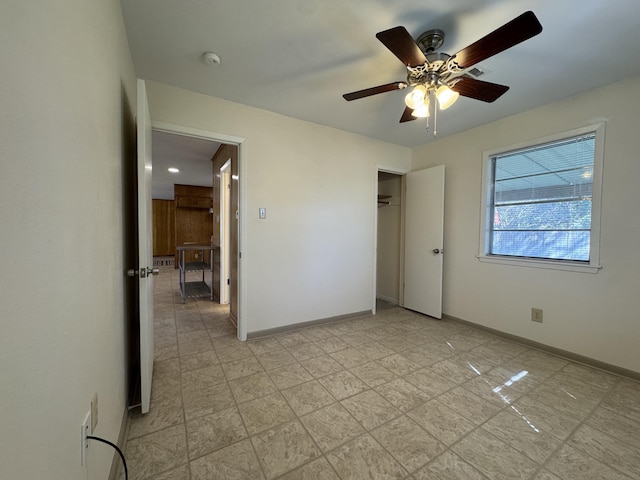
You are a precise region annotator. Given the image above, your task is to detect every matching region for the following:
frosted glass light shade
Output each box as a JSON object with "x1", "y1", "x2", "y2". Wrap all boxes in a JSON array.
[
  {"x1": 404, "y1": 85, "x2": 427, "y2": 109},
  {"x1": 436, "y1": 85, "x2": 459, "y2": 110},
  {"x1": 411, "y1": 97, "x2": 430, "y2": 117}
]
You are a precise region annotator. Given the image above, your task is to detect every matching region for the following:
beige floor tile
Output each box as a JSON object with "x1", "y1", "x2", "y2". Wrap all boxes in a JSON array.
[
  {"x1": 430, "y1": 357, "x2": 481, "y2": 384},
  {"x1": 124, "y1": 424, "x2": 189, "y2": 480},
  {"x1": 251, "y1": 420, "x2": 321, "y2": 479},
  {"x1": 178, "y1": 338, "x2": 214, "y2": 357},
  {"x1": 438, "y1": 387, "x2": 503, "y2": 425},
  {"x1": 256, "y1": 348, "x2": 297, "y2": 370},
  {"x1": 247, "y1": 337, "x2": 282, "y2": 356},
  {"x1": 568, "y1": 424, "x2": 640, "y2": 479},
  {"x1": 349, "y1": 360, "x2": 397, "y2": 387},
  {"x1": 508, "y1": 395, "x2": 581, "y2": 441},
  {"x1": 329, "y1": 347, "x2": 371, "y2": 369},
  {"x1": 530, "y1": 470, "x2": 562, "y2": 480},
  {"x1": 326, "y1": 434, "x2": 407, "y2": 480},
  {"x1": 215, "y1": 343, "x2": 254, "y2": 363},
  {"x1": 404, "y1": 367, "x2": 457, "y2": 398},
  {"x1": 546, "y1": 444, "x2": 631, "y2": 480},
  {"x1": 315, "y1": 336, "x2": 349, "y2": 354},
  {"x1": 341, "y1": 389, "x2": 402, "y2": 430},
  {"x1": 182, "y1": 381, "x2": 236, "y2": 420},
  {"x1": 275, "y1": 331, "x2": 309, "y2": 349},
  {"x1": 180, "y1": 364, "x2": 226, "y2": 390},
  {"x1": 277, "y1": 456, "x2": 340, "y2": 480},
  {"x1": 190, "y1": 438, "x2": 265, "y2": 480},
  {"x1": 414, "y1": 450, "x2": 488, "y2": 480},
  {"x1": 481, "y1": 410, "x2": 561, "y2": 464},
  {"x1": 221, "y1": 355, "x2": 264, "y2": 380},
  {"x1": 128, "y1": 268, "x2": 640, "y2": 480},
  {"x1": 377, "y1": 353, "x2": 423, "y2": 376},
  {"x1": 286, "y1": 342, "x2": 326, "y2": 361},
  {"x1": 401, "y1": 348, "x2": 444, "y2": 367},
  {"x1": 527, "y1": 378, "x2": 600, "y2": 421},
  {"x1": 150, "y1": 464, "x2": 191, "y2": 480},
  {"x1": 601, "y1": 379, "x2": 640, "y2": 423},
  {"x1": 375, "y1": 378, "x2": 431, "y2": 412},
  {"x1": 407, "y1": 399, "x2": 476, "y2": 446},
  {"x1": 586, "y1": 406, "x2": 640, "y2": 450},
  {"x1": 298, "y1": 326, "x2": 335, "y2": 342},
  {"x1": 267, "y1": 362, "x2": 313, "y2": 390},
  {"x1": 228, "y1": 371, "x2": 278, "y2": 404},
  {"x1": 318, "y1": 370, "x2": 368, "y2": 400},
  {"x1": 280, "y1": 380, "x2": 335, "y2": 416},
  {"x1": 299, "y1": 354, "x2": 344, "y2": 378},
  {"x1": 371, "y1": 415, "x2": 445, "y2": 471},
  {"x1": 452, "y1": 428, "x2": 539, "y2": 480},
  {"x1": 300, "y1": 402, "x2": 365, "y2": 452},
  {"x1": 238, "y1": 391, "x2": 295, "y2": 435},
  {"x1": 179, "y1": 351, "x2": 219, "y2": 373},
  {"x1": 357, "y1": 341, "x2": 396, "y2": 361},
  {"x1": 341, "y1": 331, "x2": 374, "y2": 347},
  {"x1": 128, "y1": 396, "x2": 184, "y2": 440},
  {"x1": 186, "y1": 406, "x2": 247, "y2": 459}
]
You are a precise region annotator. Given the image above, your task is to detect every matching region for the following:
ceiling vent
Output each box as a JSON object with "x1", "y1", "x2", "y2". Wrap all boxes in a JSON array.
[{"x1": 466, "y1": 66, "x2": 485, "y2": 78}]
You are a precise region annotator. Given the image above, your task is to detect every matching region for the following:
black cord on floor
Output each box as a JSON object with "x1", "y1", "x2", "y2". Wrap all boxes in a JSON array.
[{"x1": 87, "y1": 435, "x2": 128, "y2": 480}]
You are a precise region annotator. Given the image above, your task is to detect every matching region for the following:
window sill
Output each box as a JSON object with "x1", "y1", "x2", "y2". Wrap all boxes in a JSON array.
[{"x1": 477, "y1": 255, "x2": 602, "y2": 274}]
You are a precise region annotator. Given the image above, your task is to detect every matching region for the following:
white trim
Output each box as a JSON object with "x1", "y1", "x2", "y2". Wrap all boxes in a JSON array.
[
  {"x1": 151, "y1": 121, "x2": 248, "y2": 340},
  {"x1": 478, "y1": 123, "x2": 605, "y2": 274}
]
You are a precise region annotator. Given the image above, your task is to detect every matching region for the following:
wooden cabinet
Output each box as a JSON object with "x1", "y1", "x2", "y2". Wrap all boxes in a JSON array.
[
  {"x1": 174, "y1": 184, "x2": 214, "y2": 266},
  {"x1": 152, "y1": 199, "x2": 175, "y2": 256}
]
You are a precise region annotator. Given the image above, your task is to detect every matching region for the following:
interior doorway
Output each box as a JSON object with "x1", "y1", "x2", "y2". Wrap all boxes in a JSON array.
[
  {"x1": 375, "y1": 169, "x2": 405, "y2": 311},
  {"x1": 151, "y1": 122, "x2": 247, "y2": 340}
]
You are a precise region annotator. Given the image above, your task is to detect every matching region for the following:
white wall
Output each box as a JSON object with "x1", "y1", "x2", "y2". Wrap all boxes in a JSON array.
[
  {"x1": 377, "y1": 175, "x2": 402, "y2": 303},
  {"x1": 412, "y1": 76, "x2": 640, "y2": 374},
  {"x1": 147, "y1": 82, "x2": 411, "y2": 333},
  {"x1": 0, "y1": 1, "x2": 136, "y2": 478}
]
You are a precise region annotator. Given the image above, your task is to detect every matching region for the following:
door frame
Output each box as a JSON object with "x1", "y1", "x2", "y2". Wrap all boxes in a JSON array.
[
  {"x1": 219, "y1": 159, "x2": 231, "y2": 305},
  {"x1": 372, "y1": 164, "x2": 408, "y2": 315},
  {"x1": 152, "y1": 121, "x2": 248, "y2": 341}
]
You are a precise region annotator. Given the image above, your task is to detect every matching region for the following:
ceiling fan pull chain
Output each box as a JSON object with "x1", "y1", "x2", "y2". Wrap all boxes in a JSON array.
[{"x1": 433, "y1": 92, "x2": 438, "y2": 137}]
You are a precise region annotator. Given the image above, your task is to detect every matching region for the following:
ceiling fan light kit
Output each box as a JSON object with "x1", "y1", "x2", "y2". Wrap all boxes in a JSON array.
[{"x1": 343, "y1": 11, "x2": 543, "y2": 136}]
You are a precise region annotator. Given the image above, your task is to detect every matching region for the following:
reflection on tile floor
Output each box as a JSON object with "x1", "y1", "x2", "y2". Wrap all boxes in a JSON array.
[{"x1": 120, "y1": 266, "x2": 640, "y2": 480}]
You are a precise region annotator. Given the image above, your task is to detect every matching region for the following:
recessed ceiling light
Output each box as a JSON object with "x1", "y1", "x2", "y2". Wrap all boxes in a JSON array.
[{"x1": 168, "y1": 167, "x2": 180, "y2": 173}]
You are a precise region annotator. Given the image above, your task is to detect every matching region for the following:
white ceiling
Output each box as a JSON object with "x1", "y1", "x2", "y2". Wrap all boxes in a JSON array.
[
  {"x1": 151, "y1": 130, "x2": 220, "y2": 199},
  {"x1": 124, "y1": 0, "x2": 640, "y2": 193}
]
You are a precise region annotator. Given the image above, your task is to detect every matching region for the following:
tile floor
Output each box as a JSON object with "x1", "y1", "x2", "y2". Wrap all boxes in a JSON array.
[{"x1": 120, "y1": 266, "x2": 640, "y2": 480}]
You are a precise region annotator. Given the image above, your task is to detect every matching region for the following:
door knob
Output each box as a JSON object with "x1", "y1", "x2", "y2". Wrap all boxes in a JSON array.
[{"x1": 127, "y1": 267, "x2": 160, "y2": 278}]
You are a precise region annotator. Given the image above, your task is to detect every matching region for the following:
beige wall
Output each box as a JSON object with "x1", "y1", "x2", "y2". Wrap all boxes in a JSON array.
[
  {"x1": 412, "y1": 76, "x2": 640, "y2": 374},
  {"x1": 147, "y1": 81, "x2": 412, "y2": 334},
  {"x1": 0, "y1": 0, "x2": 137, "y2": 478}
]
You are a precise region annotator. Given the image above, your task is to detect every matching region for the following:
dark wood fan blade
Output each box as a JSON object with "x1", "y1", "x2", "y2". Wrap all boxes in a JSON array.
[
  {"x1": 452, "y1": 11, "x2": 542, "y2": 70},
  {"x1": 376, "y1": 26, "x2": 427, "y2": 67},
  {"x1": 400, "y1": 106, "x2": 417, "y2": 123},
  {"x1": 450, "y1": 77, "x2": 509, "y2": 103},
  {"x1": 343, "y1": 82, "x2": 407, "y2": 101}
]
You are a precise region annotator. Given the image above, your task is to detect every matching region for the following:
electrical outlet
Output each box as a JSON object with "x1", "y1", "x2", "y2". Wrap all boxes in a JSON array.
[
  {"x1": 91, "y1": 393, "x2": 98, "y2": 432},
  {"x1": 531, "y1": 308, "x2": 543, "y2": 323},
  {"x1": 81, "y1": 411, "x2": 91, "y2": 466}
]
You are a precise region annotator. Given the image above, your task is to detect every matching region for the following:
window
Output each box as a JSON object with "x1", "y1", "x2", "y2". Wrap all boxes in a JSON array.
[{"x1": 479, "y1": 124, "x2": 604, "y2": 272}]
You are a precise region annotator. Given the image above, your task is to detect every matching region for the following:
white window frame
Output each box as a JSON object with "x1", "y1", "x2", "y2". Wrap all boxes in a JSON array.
[{"x1": 478, "y1": 123, "x2": 605, "y2": 273}]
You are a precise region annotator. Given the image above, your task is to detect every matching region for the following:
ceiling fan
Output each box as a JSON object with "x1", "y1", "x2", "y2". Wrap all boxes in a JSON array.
[{"x1": 343, "y1": 11, "x2": 543, "y2": 126}]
